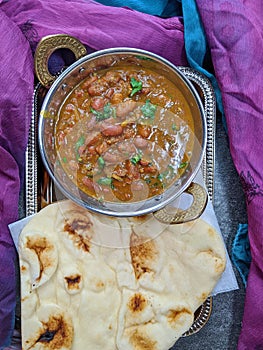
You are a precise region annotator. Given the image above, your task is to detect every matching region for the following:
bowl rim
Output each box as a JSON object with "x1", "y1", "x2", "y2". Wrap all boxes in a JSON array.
[{"x1": 38, "y1": 47, "x2": 207, "y2": 217}]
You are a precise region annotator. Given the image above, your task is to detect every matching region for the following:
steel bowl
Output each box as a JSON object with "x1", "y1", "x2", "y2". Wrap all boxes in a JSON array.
[{"x1": 36, "y1": 34, "x2": 207, "y2": 218}]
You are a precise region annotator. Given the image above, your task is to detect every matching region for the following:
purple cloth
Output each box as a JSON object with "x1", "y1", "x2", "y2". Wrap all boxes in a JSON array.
[
  {"x1": 0, "y1": 0, "x2": 186, "y2": 347},
  {"x1": 0, "y1": 9, "x2": 34, "y2": 346},
  {"x1": 195, "y1": 1, "x2": 263, "y2": 348}
]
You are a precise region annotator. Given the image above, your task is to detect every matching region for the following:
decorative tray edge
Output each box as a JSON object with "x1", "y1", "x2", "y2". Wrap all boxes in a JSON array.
[{"x1": 25, "y1": 67, "x2": 217, "y2": 338}]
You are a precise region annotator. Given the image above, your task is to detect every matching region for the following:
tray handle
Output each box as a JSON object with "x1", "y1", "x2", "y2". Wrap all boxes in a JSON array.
[
  {"x1": 34, "y1": 34, "x2": 87, "y2": 88},
  {"x1": 153, "y1": 182, "x2": 208, "y2": 224}
]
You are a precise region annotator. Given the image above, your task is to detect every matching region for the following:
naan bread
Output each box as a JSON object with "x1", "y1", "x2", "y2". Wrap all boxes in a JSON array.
[{"x1": 19, "y1": 200, "x2": 226, "y2": 350}]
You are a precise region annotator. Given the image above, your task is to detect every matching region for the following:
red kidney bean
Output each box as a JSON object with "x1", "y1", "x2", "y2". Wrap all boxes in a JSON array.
[
  {"x1": 138, "y1": 124, "x2": 151, "y2": 138},
  {"x1": 127, "y1": 162, "x2": 140, "y2": 180},
  {"x1": 117, "y1": 141, "x2": 136, "y2": 154},
  {"x1": 88, "y1": 79, "x2": 109, "y2": 96},
  {"x1": 88, "y1": 145, "x2": 97, "y2": 155},
  {"x1": 105, "y1": 88, "x2": 114, "y2": 99},
  {"x1": 104, "y1": 71, "x2": 121, "y2": 84},
  {"x1": 101, "y1": 124, "x2": 123, "y2": 137},
  {"x1": 91, "y1": 97, "x2": 106, "y2": 110},
  {"x1": 113, "y1": 167, "x2": 128, "y2": 177},
  {"x1": 111, "y1": 93, "x2": 123, "y2": 104},
  {"x1": 95, "y1": 141, "x2": 108, "y2": 155},
  {"x1": 116, "y1": 100, "x2": 137, "y2": 117},
  {"x1": 132, "y1": 181, "x2": 145, "y2": 191},
  {"x1": 103, "y1": 152, "x2": 122, "y2": 163},
  {"x1": 143, "y1": 165, "x2": 157, "y2": 174},
  {"x1": 83, "y1": 76, "x2": 98, "y2": 89},
  {"x1": 85, "y1": 132, "x2": 101, "y2": 146},
  {"x1": 82, "y1": 176, "x2": 96, "y2": 191},
  {"x1": 134, "y1": 137, "x2": 148, "y2": 148},
  {"x1": 86, "y1": 115, "x2": 97, "y2": 130},
  {"x1": 139, "y1": 159, "x2": 150, "y2": 166}
]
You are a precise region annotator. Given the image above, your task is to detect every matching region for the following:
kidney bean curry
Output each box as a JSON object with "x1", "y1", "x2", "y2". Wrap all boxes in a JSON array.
[{"x1": 55, "y1": 58, "x2": 195, "y2": 203}]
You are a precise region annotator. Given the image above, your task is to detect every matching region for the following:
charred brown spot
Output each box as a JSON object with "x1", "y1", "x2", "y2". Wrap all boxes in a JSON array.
[
  {"x1": 35, "y1": 314, "x2": 73, "y2": 349},
  {"x1": 26, "y1": 236, "x2": 54, "y2": 282},
  {"x1": 128, "y1": 293, "x2": 147, "y2": 313},
  {"x1": 21, "y1": 265, "x2": 27, "y2": 272},
  {"x1": 200, "y1": 249, "x2": 225, "y2": 273},
  {"x1": 66, "y1": 218, "x2": 93, "y2": 231},
  {"x1": 64, "y1": 221, "x2": 91, "y2": 252},
  {"x1": 130, "y1": 231, "x2": 158, "y2": 280},
  {"x1": 64, "y1": 274, "x2": 81, "y2": 290},
  {"x1": 96, "y1": 281, "x2": 105, "y2": 289},
  {"x1": 129, "y1": 329, "x2": 157, "y2": 350},
  {"x1": 208, "y1": 228, "x2": 215, "y2": 237},
  {"x1": 167, "y1": 308, "x2": 192, "y2": 326}
]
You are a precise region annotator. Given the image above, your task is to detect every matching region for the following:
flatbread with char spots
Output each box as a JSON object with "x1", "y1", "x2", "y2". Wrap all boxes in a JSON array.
[{"x1": 19, "y1": 200, "x2": 226, "y2": 350}]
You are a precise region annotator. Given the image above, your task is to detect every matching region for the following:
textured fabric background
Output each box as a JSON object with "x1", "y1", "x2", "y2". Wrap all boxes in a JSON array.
[{"x1": 195, "y1": 2, "x2": 263, "y2": 348}]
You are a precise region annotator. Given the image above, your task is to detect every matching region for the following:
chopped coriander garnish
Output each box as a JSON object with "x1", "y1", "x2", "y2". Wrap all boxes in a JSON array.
[
  {"x1": 98, "y1": 156, "x2": 105, "y2": 169},
  {"x1": 130, "y1": 77, "x2": 142, "y2": 97},
  {"x1": 157, "y1": 173, "x2": 165, "y2": 181},
  {"x1": 179, "y1": 161, "x2": 188, "y2": 169},
  {"x1": 62, "y1": 157, "x2": 67, "y2": 163},
  {"x1": 130, "y1": 151, "x2": 142, "y2": 165},
  {"x1": 97, "y1": 177, "x2": 112, "y2": 186},
  {"x1": 90, "y1": 103, "x2": 116, "y2": 121},
  {"x1": 135, "y1": 55, "x2": 152, "y2": 61},
  {"x1": 75, "y1": 135, "x2": 85, "y2": 159},
  {"x1": 98, "y1": 196, "x2": 105, "y2": 203},
  {"x1": 157, "y1": 165, "x2": 175, "y2": 182},
  {"x1": 75, "y1": 135, "x2": 85, "y2": 149},
  {"x1": 172, "y1": 124, "x2": 179, "y2": 131},
  {"x1": 141, "y1": 100, "x2": 157, "y2": 119}
]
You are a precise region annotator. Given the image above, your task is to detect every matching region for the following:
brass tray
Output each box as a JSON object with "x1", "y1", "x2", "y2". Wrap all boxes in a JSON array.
[{"x1": 24, "y1": 67, "x2": 216, "y2": 338}]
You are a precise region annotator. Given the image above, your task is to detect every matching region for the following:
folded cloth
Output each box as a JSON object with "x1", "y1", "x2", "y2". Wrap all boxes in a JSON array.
[
  {"x1": 232, "y1": 224, "x2": 251, "y2": 287},
  {"x1": 92, "y1": 0, "x2": 182, "y2": 17},
  {"x1": 0, "y1": 0, "x2": 187, "y2": 65},
  {"x1": 0, "y1": 0, "x2": 187, "y2": 347},
  {"x1": 0, "y1": 10, "x2": 34, "y2": 347},
  {"x1": 180, "y1": 0, "x2": 225, "y2": 126},
  {"x1": 195, "y1": 1, "x2": 263, "y2": 348}
]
